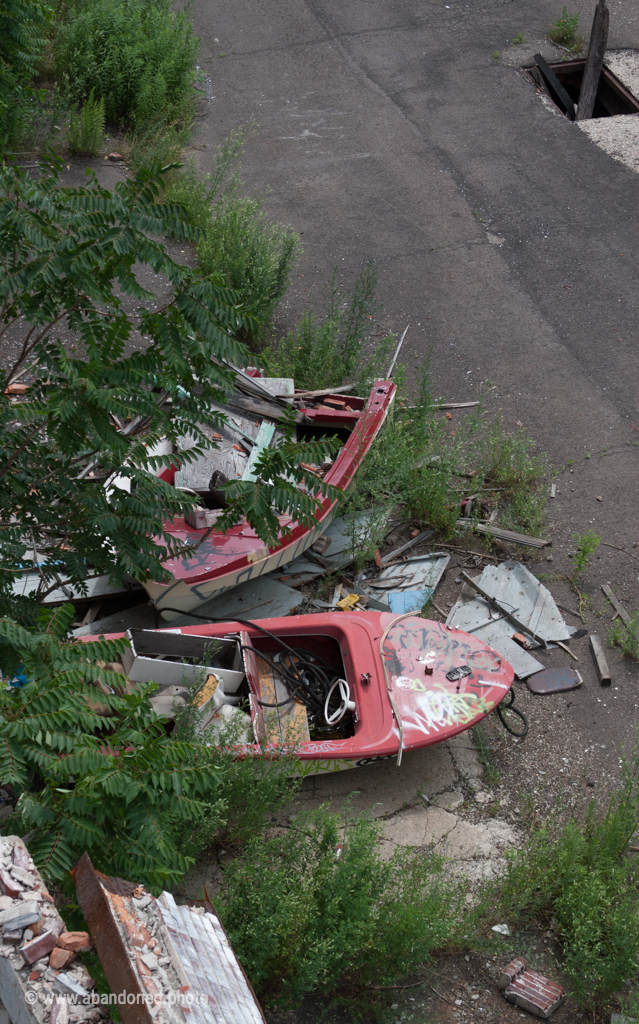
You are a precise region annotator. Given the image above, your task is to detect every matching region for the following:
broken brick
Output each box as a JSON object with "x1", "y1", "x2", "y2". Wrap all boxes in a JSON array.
[
  {"x1": 12, "y1": 846, "x2": 32, "y2": 871},
  {"x1": 28, "y1": 971, "x2": 40, "y2": 981},
  {"x1": 56, "y1": 931, "x2": 91, "y2": 953},
  {"x1": 49, "y1": 946, "x2": 75, "y2": 970},
  {"x1": 20, "y1": 928, "x2": 58, "y2": 964},
  {"x1": 0, "y1": 867, "x2": 24, "y2": 898},
  {"x1": 3, "y1": 930, "x2": 23, "y2": 945}
]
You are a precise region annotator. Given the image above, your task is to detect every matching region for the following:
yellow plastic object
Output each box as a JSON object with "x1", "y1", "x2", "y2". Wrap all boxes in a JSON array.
[
  {"x1": 336, "y1": 593, "x2": 360, "y2": 611},
  {"x1": 196, "y1": 672, "x2": 220, "y2": 708}
]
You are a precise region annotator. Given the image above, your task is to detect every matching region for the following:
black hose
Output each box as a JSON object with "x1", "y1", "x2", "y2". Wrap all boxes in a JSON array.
[
  {"x1": 153, "y1": 607, "x2": 344, "y2": 721},
  {"x1": 496, "y1": 687, "x2": 529, "y2": 738}
]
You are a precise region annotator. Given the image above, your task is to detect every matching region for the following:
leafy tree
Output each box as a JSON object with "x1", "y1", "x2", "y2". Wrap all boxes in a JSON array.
[
  {"x1": 0, "y1": 158, "x2": 336, "y2": 621},
  {"x1": 0, "y1": 0, "x2": 52, "y2": 151},
  {"x1": 0, "y1": 605, "x2": 223, "y2": 888}
]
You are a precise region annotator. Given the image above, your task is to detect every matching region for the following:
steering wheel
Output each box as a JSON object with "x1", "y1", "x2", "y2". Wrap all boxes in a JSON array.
[{"x1": 324, "y1": 678, "x2": 356, "y2": 726}]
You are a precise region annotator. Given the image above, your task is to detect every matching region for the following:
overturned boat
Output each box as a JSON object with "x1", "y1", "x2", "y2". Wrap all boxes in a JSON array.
[
  {"x1": 92, "y1": 611, "x2": 515, "y2": 774},
  {"x1": 146, "y1": 375, "x2": 396, "y2": 617}
]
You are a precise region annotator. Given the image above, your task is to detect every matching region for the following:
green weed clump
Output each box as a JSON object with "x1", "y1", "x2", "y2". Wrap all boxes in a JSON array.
[
  {"x1": 217, "y1": 806, "x2": 460, "y2": 1006},
  {"x1": 263, "y1": 262, "x2": 395, "y2": 390},
  {"x1": 198, "y1": 197, "x2": 300, "y2": 341},
  {"x1": 348, "y1": 371, "x2": 549, "y2": 538},
  {"x1": 67, "y1": 90, "x2": 105, "y2": 156},
  {"x1": 53, "y1": 0, "x2": 198, "y2": 128},
  {"x1": 610, "y1": 611, "x2": 639, "y2": 661},
  {"x1": 547, "y1": 7, "x2": 583, "y2": 52},
  {"x1": 572, "y1": 528, "x2": 601, "y2": 575},
  {"x1": 164, "y1": 130, "x2": 301, "y2": 341},
  {"x1": 493, "y1": 757, "x2": 639, "y2": 1009}
]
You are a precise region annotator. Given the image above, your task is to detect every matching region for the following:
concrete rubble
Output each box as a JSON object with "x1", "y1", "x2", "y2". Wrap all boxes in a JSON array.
[{"x1": 0, "y1": 838, "x2": 100, "y2": 1024}]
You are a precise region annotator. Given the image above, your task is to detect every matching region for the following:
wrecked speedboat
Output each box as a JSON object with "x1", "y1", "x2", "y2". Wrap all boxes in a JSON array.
[
  {"x1": 92, "y1": 611, "x2": 515, "y2": 775},
  {"x1": 145, "y1": 375, "x2": 396, "y2": 617}
]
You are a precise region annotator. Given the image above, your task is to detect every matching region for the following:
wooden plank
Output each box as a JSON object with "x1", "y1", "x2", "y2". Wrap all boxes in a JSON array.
[
  {"x1": 437, "y1": 401, "x2": 480, "y2": 410},
  {"x1": 590, "y1": 634, "x2": 612, "y2": 686},
  {"x1": 469, "y1": 522, "x2": 551, "y2": 549},
  {"x1": 601, "y1": 584, "x2": 630, "y2": 626},
  {"x1": 577, "y1": 0, "x2": 609, "y2": 120},
  {"x1": 380, "y1": 529, "x2": 433, "y2": 566},
  {"x1": 294, "y1": 384, "x2": 355, "y2": 398},
  {"x1": 257, "y1": 660, "x2": 310, "y2": 747},
  {"x1": 533, "y1": 53, "x2": 576, "y2": 119},
  {"x1": 242, "y1": 421, "x2": 276, "y2": 482}
]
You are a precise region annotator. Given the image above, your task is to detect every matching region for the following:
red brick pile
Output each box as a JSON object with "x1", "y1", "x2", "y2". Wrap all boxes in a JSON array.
[
  {"x1": 498, "y1": 956, "x2": 566, "y2": 1018},
  {"x1": 0, "y1": 837, "x2": 102, "y2": 1024}
]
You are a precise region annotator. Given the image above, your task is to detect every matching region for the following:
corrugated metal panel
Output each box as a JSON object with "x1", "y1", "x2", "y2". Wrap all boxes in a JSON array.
[
  {"x1": 157, "y1": 893, "x2": 264, "y2": 1024},
  {"x1": 446, "y1": 560, "x2": 570, "y2": 678}
]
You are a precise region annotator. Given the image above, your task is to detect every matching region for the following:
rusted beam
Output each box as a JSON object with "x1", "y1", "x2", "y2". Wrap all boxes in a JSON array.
[{"x1": 74, "y1": 853, "x2": 153, "y2": 1024}]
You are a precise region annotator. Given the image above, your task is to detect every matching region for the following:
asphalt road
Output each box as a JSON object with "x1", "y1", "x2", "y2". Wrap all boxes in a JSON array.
[{"x1": 186, "y1": 0, "x2": 639, "y2": 781}]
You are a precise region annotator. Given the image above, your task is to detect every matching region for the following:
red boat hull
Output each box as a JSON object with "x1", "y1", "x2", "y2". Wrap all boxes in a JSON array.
[
  {"x1": 88, "y1": 611, "x2": 514, "y2": 771},
  {"x1": 145, "y1": 382, "x2": 396, "y2": 616}
]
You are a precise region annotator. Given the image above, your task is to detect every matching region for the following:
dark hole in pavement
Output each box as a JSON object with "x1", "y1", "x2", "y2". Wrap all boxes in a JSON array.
[{"x1": 526, "y1": 59, "x2": 639, "y2": 118}]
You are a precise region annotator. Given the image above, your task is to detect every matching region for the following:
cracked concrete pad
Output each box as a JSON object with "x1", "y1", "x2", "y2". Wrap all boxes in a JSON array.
[
  {"x1": 433, "y1": 789, "x2": 464, "y2": 811},
  {"x1": 383, "y1": 805, "x2": 457, "y2": 848},
  {"x1": 438, "y1": 817, "x2": 519, "y2": 861},
  {"x1": 297, "y1": 743, "x2": 456, "y2": 817},
  {"x1": 381, "y1": 804, "x2": 520, "y2": 881},
  {"x1": 446, "y1": 735, "x2": 484, "y2": 791}
]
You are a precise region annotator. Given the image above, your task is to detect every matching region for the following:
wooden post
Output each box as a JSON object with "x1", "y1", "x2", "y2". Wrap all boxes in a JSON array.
[{"x1": 577, "y1": 0, "x2": 610, "y2": 120}]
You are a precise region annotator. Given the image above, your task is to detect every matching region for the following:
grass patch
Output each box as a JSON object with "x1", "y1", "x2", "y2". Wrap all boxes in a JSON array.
[
  {"x1": 262, "y1": 262, "x2": 395, "y2": 390},
  {"x1": 67, "y1": 89, "x2": 105, "y2": 156},
  {"x1": 347, "y1": 369, "x2": 549, "y2": 539},
  {"x1": 547, "y1": 7, "x2": 584, "y2": 52},
  {"x1": 481, "y1": 750, "x2": 639, "y2": 1012}
]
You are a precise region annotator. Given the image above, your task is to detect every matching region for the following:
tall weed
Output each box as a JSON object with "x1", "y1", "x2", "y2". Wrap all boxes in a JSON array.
[
  {"x1": 164, "y1": 130, "x2": 301, "y2": 340},
  {"x1": 198, "y1": 195, "x2": 300, "y2": 340},
  {"x1": 348, "y1": 371, "x2": 548, "y2": 537},
  {"x1": 492, "y1": 753, "x2": 639, "y2": 1008},
  {"x1": 263, "y1": 263, "x2": 394, "y2": 390},
  {"x1": 216, "y1": 805, "x2": 460, "y2": 1005},
  {"x1": 67, "y1": 90, "x2": 105, "y2": 156},
  {"x1": 165, "y1": 698, "x2": 300, "y2": 859},
  {"x1": 54, "y1": 0, "x2": 198, "y2": 127},
  {"x1": 610, "y1": 611, "x2": 639, "y2": 661}
]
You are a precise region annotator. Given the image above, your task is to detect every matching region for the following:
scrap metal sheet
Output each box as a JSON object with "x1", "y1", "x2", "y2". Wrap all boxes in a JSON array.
[
  {"x1": 364, "y1": 553, "x2": 450, "y2": 613},
  {"x1": 446, "y1": 560, "x2": 569, "y2": 678},
  {"x1": 447, "y1": 561, "x2": 570, "y2": 642}
]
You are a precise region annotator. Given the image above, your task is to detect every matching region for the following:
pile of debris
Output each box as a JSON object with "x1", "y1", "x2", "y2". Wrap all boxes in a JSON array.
[{"x1": 0, "y1": 838, "x2": 100, "y2": 1024}]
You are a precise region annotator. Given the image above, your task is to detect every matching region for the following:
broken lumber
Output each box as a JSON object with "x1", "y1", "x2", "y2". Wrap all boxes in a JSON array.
[
  {"x1": 590, "y1": 634, "x2": 612, "y2": 686},
  {"x1": 577, "y1": 0, "x2": 610, "y2": 120},
  {"x1": 461, "y1": 521, "x2": 551, "y2": 549},
  {"x1": 380, "y1": 528, "x2": 433, "y2": 566},
  {"x1": 386, "y1": 325, "x2": 410, "y2": 378},
  {"x1": 533, "y1": 53, "x2": 576, "y2": 119},
  {"x1": 601, "y1": 584, "x2": 630, "y2": 625}
]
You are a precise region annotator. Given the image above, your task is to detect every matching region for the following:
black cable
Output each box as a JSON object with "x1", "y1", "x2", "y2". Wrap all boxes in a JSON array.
[
  {"x1": 154, "y1": 607, "x2": 345, "y2": 722},
  {"x1": 496, "y1": 687, "x2": 529, "y2": 738}
]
